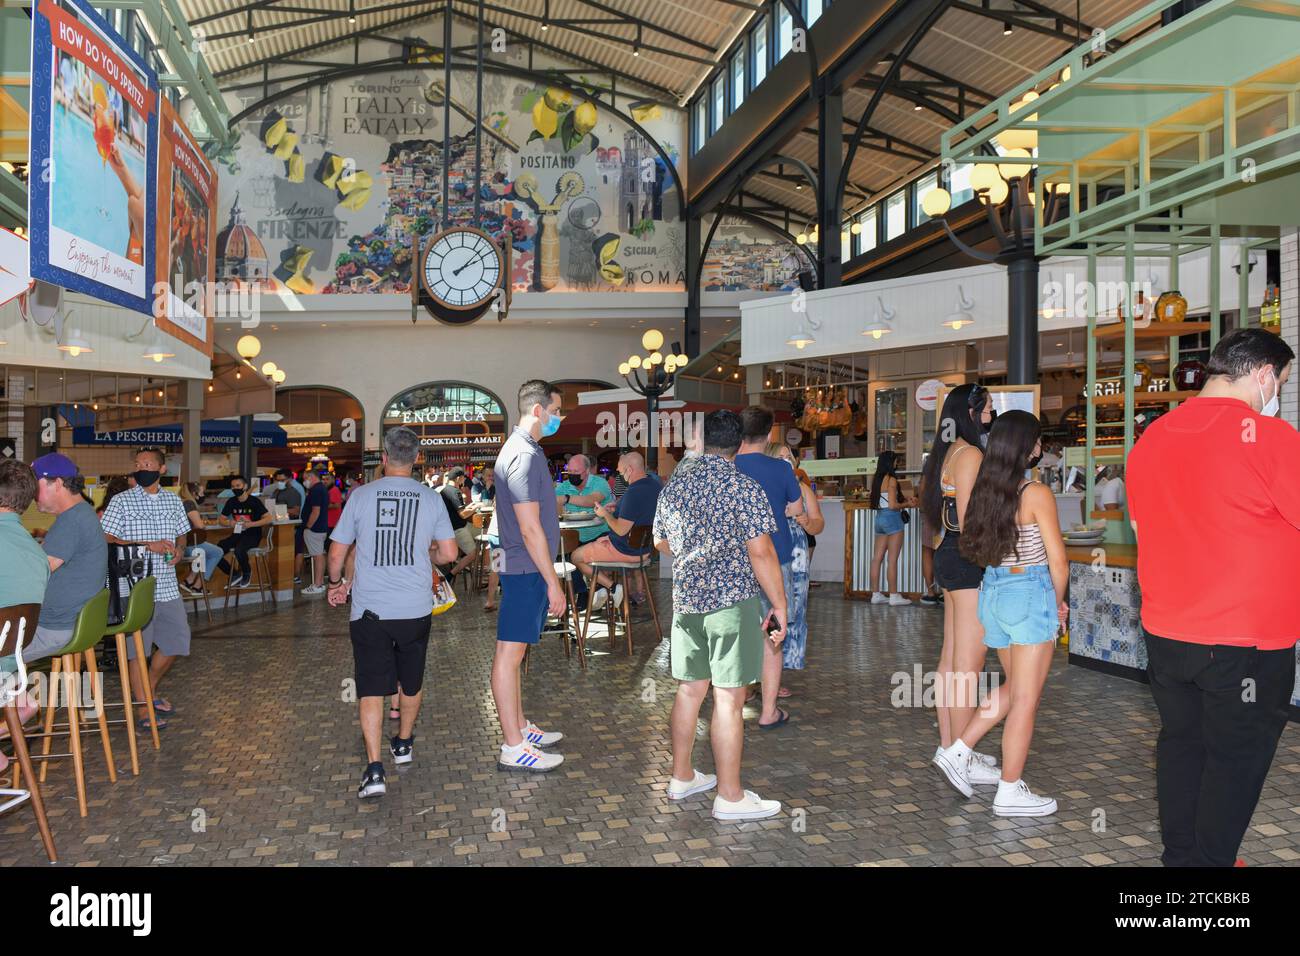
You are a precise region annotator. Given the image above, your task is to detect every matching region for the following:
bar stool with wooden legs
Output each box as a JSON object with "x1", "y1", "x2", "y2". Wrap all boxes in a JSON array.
[
  {"x1": 101, "y1": 575, "x2": 160, "y2": 775},
  {"x1": 581, "y1": 525, "x2": 662, "y2": 655},
  {"x1": 525, "y1": 528, "x2": 584, "y2": 674},
  {"x1": 0, "y1": 603, "x2": 57, "y2": 863},
  {"x1": 224, "y1": 526, "x2": 275, "y2": 609},
  {"x1": 180, "y1": 552, "x2": 213, "y2": 625},
  {"x1": 26, "y1": 588, "x2": 112, "y2": 819}
]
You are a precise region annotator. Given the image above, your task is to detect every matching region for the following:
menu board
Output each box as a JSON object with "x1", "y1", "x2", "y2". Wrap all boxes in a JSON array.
[
  {"x1": 27, "y1": 0, "x2": 158, "y2": 314},
  {"x1": 154, "y1": 97, "x2": 216, "y2": 355}
]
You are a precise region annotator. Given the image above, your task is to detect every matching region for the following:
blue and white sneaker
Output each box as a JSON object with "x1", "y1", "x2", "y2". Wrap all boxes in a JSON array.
[
  {"x1": 390, "y1": 735, "x2": 414, "y2": 765},
  {"x1": 498, "y1": 742, "x2": 564, "y2": 773},
  {"x1": 522, "y1": 722, "x2": 563, "y2": 748}
]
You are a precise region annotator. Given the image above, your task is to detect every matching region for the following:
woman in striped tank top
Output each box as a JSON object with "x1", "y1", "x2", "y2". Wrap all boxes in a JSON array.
[{"x1": 932, "y1": 410, "x2": 1069, "y2": 818}]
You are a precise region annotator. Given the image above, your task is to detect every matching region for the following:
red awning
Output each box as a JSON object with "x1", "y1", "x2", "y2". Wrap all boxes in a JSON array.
[{"x1": 553, "y1": 400, "x2": 789, "y2": 440}]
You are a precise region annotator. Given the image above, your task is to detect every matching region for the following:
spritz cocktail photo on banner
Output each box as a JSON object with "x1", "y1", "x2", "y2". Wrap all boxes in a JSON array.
[{"x1": 28, "y1": 0, "x2": 158, "y2": 313}]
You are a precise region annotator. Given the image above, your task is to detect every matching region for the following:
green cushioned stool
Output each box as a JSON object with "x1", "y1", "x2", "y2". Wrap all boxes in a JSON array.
[{"x1": 103, "y1": 576, "x2": 161, "y2": 771}]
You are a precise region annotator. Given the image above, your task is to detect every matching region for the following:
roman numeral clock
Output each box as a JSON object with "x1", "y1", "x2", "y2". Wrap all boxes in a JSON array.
[{"x1": 414, "y1": 226, "x2": 512, "y2": 325}]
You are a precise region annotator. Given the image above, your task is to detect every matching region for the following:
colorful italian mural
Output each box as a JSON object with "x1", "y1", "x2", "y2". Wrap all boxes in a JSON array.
[{"x1": 206, "y1": 26, "x2": 686, "y2": 297}]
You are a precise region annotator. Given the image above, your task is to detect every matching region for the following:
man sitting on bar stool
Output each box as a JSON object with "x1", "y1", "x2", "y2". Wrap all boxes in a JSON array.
[
  {"x1": 26, "y1": 454, "x2": 108, "y2": 665},
  {"x1": 214, "y1": 475, "x2": 272, "y2": 590},
  {"x1": 554, "y1": 454, "x2": 613, "y2": 612},
  {"x1": 572, "y1": 451, "x2": 661, "y2": 613}
]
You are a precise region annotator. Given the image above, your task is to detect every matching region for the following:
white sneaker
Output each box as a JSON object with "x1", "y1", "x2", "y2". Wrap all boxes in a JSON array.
[
  {"x1": 993, "y1": 779, "x2": 1058, "y2": 817},
  {"x1": 966, "y1": 753, "x2": 1002, "y2": 786},
  {"x1": 590, "y1": 587, "x2": 609, "y2": 612},
  {"x1": 932, "y1": 744, "x2": 974, "y2": 798},
  {"x1": 870, "y1": 592, "x2": 889, "y2": 604},
  {"x1": 888, "y1": 593, "x2": 913, "y2": 606},
  {"x1": 301, "y1": 584, "x2": 326, "y2": 596},
  {"x1": 712, "y1": 789, "x2": 782, "y2": 821},
  {"x1": 498, "y1": 742, "x2": 564, "y2": 773},
  {"x1": 611, "y1": 583, "x2": 624, "y2": 609},
  {"x1": 521, "y1": 722, "x2": 563, "y2": 747},
  {"x1": 667, "y1": 769, "x2": 717, "y2": 800}
]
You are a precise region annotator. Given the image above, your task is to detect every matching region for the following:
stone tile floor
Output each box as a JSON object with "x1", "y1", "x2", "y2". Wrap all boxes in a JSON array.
[{"x1": 4, "y1": 581, "x2": 1300, "y2": 867}]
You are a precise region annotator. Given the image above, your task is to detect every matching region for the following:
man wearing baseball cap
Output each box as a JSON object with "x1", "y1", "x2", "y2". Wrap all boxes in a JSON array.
[{"x1": 27, "y1": 453, "x2": 108, "y2": 663}]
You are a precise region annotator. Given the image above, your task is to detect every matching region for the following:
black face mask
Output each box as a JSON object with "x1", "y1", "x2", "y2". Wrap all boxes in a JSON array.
[
  {"x1": 133, "y1": 469, "x2": 161, "y2": 488},
  {"x1": 231, "y1": 486, "x2": 246, "y2": 497}
]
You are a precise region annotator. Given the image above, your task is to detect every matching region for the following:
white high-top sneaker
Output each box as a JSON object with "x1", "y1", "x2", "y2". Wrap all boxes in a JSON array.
[{"x1": 992, "y1": 779, "x2": 1058, "y2": 817}]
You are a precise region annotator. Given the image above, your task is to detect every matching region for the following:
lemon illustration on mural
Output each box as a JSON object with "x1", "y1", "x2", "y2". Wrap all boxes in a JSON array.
[
  {"x1": 594, "y1": 233, "x2": 624, "y2": 286},
  {"x1": 543, "y1": 88, "x2": 571, "y2": 111},
  {"x1": 573, "y1": 101, "x2": 598, "y2": 136},
  {"x1": 532, "y1": 99, "x2": 559, "y2": 138}
]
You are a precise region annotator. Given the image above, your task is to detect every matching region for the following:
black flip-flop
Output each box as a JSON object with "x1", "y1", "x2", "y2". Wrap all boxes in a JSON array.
[{"x1": 758, "y1": 708, "x2": 790, "y2": 730}]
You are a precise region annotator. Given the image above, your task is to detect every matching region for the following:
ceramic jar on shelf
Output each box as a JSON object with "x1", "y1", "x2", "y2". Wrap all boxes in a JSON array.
[{"x1": 1154, "y1": 290, "x2": 1187, "y2": 323}]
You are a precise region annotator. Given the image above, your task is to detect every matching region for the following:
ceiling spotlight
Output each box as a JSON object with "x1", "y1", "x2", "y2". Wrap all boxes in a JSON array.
[
  {"x1": 1003, "y1": 21, "x2": 1013, "y2": 34},
  {"x1": 913, "y1": 103, "x2": 922, "y2": 111}
]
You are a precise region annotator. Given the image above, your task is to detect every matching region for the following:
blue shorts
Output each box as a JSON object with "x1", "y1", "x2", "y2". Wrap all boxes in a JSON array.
[
  {"x1": 874, "y1": 509, "x2": 905, "y2": 535},
  {"x1": 498, "y1": 572, "x2": 548, "y2": 644},
  {"x1": 978, "y1": 565, "x2": 1059, "y2": 649}
]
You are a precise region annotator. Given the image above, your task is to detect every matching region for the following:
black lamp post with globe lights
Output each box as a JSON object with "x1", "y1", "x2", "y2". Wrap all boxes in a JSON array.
[
  {"x1": 619, "y1": 329, "x2": 688, "y2": 471},
  {"x1": 920, "y1": 87, "x2": 1073, "y2": 385}
]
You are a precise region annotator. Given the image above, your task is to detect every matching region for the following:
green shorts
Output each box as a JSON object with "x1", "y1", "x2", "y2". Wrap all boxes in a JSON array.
[{"x1": 670, "y1": 596, "x2": 764, "y2": 688}]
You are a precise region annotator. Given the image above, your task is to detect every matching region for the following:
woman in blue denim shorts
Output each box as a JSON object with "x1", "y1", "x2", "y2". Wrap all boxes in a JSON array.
[
  {"x1": 867, "y1": 451, "x2": 915, "y2": 606},
  {"x1": 931, "y1": 410, "x2": 1069, "y2": 818}
]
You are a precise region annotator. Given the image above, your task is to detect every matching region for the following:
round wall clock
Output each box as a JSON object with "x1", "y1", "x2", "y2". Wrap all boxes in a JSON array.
[{"x1": 418, "y1": 226, "x2": 505, "y2": 325}]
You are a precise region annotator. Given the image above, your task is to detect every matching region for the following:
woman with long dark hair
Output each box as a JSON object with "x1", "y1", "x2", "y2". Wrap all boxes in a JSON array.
[
  {"x1": 867, "y1": 450, "x2": 915, "y2": 606},
  {"x1": 932, "y1": 410, "x2": 1067, "y2": 816},
  {"x1": 96, "y1": 475, "x2": 130, "y2": 518},
  {"x1": 921, "y1": 383, "x2": 1002, "y2": 788}
]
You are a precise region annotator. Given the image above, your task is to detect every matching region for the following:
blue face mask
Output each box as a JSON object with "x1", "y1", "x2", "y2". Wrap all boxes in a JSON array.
[{"x1": 540, "y1": 410, "x2": 562, "y2": 437}]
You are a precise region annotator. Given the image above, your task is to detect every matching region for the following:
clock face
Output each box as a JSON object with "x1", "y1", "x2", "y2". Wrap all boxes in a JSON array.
[{"x1": 421, "y1": 228, "x2": 503, "y2": 310}]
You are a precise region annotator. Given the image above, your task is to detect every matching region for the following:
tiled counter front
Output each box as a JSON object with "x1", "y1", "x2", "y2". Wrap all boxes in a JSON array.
[
  {"x1": 1068, "y1": 552, "x2": 1300, "y2": 710},
  {"x1": 1068, "y1": 561, "x2": 1147, "y2": 672}
]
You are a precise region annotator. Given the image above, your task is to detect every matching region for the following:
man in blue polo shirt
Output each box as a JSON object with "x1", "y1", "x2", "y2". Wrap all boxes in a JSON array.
[
  {"x1": 735, "y1": 406, "x2": 803, "y2": 730},
  {"x1": 573, "y1": 450, "x2": 661, "y2": 612}
]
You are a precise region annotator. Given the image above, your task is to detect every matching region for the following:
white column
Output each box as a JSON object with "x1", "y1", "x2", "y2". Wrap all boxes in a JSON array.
[{"x1": 1282, "y1": 228, "x2": 1299, "y2": 429}]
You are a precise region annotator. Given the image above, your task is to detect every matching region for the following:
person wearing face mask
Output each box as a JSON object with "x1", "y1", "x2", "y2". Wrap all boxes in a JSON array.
[
  {"x1": 101, "y1": 448, "x2": 193, "y2": 727},
  {"x1": 920, "y1": 383, "x2": 1004, "y2": 789},
  {"x1": 214, "y1": 474, "x2": 272, "y2": 590},
  {"x1": 491, "y1": 380, "x2": 569, "y2": 772},
  {"x1": 554, "y1": 453, "x2": 614, "y2": 611},
  {"x1": 1128, "y1": 328, "x2": 1300, "y2": 867},
  {"x1": 573, "y1": 451, "x2": 662, "y2": 612},
  {"x1": 270, "y1": 468, "x2": 303, "y2": 525}
]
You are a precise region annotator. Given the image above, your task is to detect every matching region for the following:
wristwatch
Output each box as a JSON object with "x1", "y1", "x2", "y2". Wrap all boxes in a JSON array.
[
  {"x1": 563, "y1": 494, "x2": 571, "y2": 505},
  {"x1": 327, "y1": 577, "x2": 347, "y2": 587}
]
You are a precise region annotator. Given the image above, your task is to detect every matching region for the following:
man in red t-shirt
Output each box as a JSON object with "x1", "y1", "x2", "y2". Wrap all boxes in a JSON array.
[{"x1": 1128, "y1": 328, "x2": 1299, "y2": 867}]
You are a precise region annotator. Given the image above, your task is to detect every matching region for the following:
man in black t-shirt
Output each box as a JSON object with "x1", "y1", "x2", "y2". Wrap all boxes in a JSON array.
[
  {"x1": 215, "y1": 474, "x2": 272, "y2": 588},
  {"x1": 439, "y1": 466, "x2": 479, "y2": 579}
]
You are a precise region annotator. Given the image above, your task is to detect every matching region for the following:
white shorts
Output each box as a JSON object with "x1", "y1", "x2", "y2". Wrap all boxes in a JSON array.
[{"x1": 304, "y1": 529, "x2": 327, "y2": 557}]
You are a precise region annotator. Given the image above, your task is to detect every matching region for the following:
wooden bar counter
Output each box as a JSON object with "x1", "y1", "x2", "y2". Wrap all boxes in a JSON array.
[{"x1": 192, "y1": 517, "x2": 300, "y2": 604}]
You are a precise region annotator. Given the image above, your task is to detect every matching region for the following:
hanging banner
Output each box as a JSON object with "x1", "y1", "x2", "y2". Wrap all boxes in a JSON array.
[
  {"x1": 154, "y1": 96, "x2": 215, "y2": 355},
  {"x1": 28, "y1": 0, "x2": 158, "y2": 314}
]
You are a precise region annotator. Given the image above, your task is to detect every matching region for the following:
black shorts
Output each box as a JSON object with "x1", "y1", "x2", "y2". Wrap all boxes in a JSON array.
[
  {"x1": 805, "y1": 533, "x2": 817, "y2": 548},
  {"x1": 933, "y1": 533, "x2": 984, "y2": 591},
  {"x1": 349, "y1": 612, "x2": 433, "y2": 698}
]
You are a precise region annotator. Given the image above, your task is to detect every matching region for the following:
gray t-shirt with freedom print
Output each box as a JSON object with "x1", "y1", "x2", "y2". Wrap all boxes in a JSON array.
[{"x1": 330, "y1": 475, "x2": 454, "y2": 622}]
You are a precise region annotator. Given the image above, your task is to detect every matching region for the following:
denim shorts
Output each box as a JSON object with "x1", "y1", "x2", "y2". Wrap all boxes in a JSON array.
[
  {"x1": 874, "y1": 509, "x2": 905, "y2": 535},
  {"x1": 978, "y1": 565, "x2": 1059, "y2": 649}
]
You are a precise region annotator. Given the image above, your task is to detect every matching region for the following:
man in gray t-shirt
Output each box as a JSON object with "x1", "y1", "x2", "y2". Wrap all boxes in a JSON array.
[
  {"x1": 327, "y1": 427, "x2": 457, "y2": 800},
  {"x1": 490, "y1": 381, "x2": 569, "y2": 775},
  {"x1": 28, "y1": 455, "x2": 108, "y2": 663}
]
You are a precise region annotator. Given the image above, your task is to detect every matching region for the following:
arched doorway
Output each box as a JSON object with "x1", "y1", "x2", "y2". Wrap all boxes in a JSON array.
[
  {"x1": 382, "y1": 381, "x2": 507, "y2": 477},
  {"x1": 265, "y1": 385, "x2": 365, "y2": 479}
]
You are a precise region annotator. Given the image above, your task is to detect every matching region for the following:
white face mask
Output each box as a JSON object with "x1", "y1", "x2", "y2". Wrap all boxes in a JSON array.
[{"x1": 1260, "y1": 369, "x2": 1280, "y2": 417}]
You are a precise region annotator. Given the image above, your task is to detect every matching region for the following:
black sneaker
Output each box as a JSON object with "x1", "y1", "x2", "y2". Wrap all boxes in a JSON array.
[
  {"x1": 919, "y1": 593, "x2": 940, "y2": 606},
  {"x1": 357, "y1": 762, "x2": 386, "y2": 798},
  {"x1": 390, "y1": 735, "x2": 414, "y2": 765}
]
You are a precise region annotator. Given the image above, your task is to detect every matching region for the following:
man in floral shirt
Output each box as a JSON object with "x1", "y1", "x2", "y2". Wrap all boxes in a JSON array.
[{"x1": 653, "y1": 409, "x2": 787, "y2": 822}]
